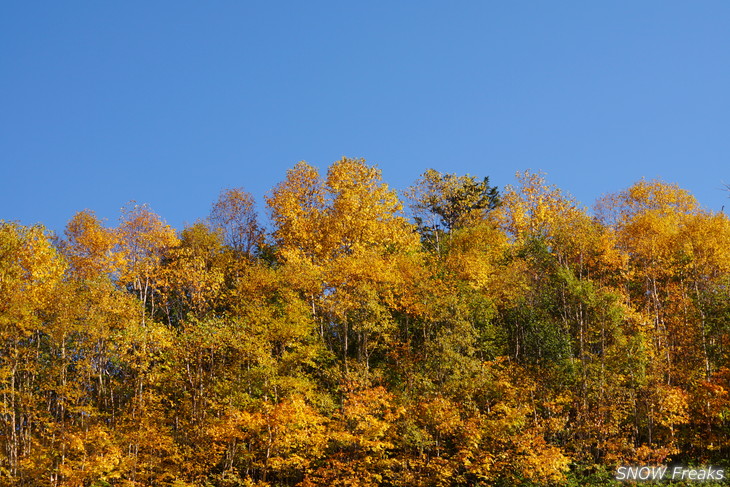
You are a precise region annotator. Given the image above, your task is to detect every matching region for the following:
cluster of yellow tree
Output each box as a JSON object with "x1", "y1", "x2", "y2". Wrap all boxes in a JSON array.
[{"x1": 2, "y1": 158, "x2": 730, "y2": 486}]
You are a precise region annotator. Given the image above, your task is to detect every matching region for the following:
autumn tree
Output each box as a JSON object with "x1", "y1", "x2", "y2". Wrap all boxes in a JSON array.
[
  {"x1": 117, "y1": 202, "x2": 179, "y2": 325},
  {"x1": 267, "y1": 158, "x2": 419, "y2": 374},
  {"x1": 596, "y1": 180, "x2": 730, "y2": 461},
  {"x1": 157, "y1": 222, "x2": 228, "y2": 326},
  {"x1": 210, "y1": 187, "x2": 263, "y2": 258},
  {"x1": 62, "y1": 210, "x2": 121, "y2": 280}
]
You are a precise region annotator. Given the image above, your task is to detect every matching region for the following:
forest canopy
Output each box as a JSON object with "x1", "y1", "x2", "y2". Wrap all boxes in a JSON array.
[{"x1": 2, "y1": 158, "x2": 730, "y2": 486}]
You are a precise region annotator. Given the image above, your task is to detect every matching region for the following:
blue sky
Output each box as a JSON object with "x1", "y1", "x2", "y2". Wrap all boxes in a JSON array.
[{"x1": 2, "y1": 2, "x2": 729, "y2": 234}]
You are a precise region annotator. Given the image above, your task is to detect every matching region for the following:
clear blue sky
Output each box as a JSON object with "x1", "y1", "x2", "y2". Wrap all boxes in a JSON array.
[{"x1": 3, "y1": 2, "x2": 730, "y2": 234}]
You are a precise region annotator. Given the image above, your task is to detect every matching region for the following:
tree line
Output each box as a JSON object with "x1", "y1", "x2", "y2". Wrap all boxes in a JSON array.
[{"x1": 2, "y1": 158, "x2": 730, "y2": 486}]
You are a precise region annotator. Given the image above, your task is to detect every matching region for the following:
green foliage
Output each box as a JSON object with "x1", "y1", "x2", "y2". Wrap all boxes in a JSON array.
[{"x1": 406, "y1": 168, "x2": 500, "y2": 251}]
